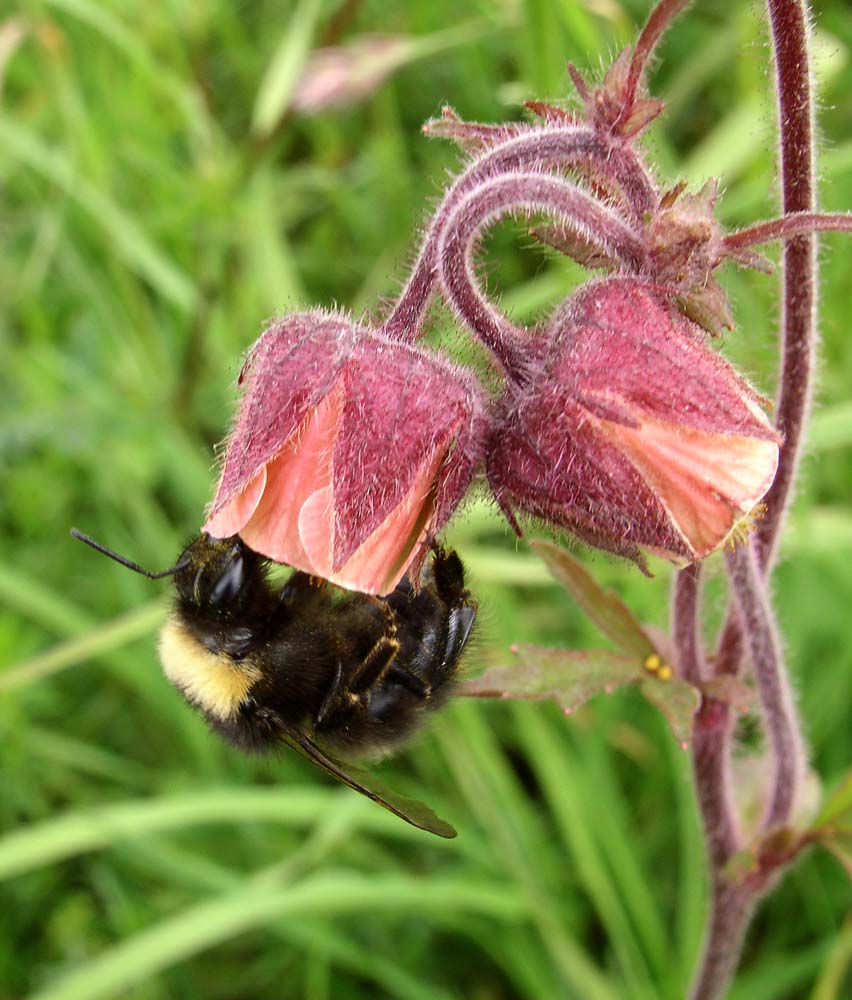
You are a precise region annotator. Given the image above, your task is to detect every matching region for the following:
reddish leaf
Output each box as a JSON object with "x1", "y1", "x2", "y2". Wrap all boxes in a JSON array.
[
  {"x1": 463, "y1": 642, "x2": 699, "y2": 744},
  {"x1": 464, "y1": 645, "x2": 639, "y2": 715},
  {"x1": 531, "y1": 539, "x2": 655, "y2": 657},
  {"x1": 701, "y1": 674, "x2": 757, "y2": 716},
  {"x1": 640, "y1": 676, "x2": 700, "y2": 749}
]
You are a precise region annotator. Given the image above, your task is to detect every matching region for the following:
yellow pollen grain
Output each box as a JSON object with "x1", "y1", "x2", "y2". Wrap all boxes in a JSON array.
[
  {"x1": 644, "y1": 654, "x2": 661, "y2": 673},
  {"x1": 657, "y1": 665, "x2": 673, "y2": 681}
]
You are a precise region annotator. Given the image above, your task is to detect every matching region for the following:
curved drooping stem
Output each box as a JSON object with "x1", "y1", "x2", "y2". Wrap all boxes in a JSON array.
[
  {"x1": 436, "y1": 172, "x2": 648, "y2": 376},
  {"x1": 381, "y1": 126, "x2": 657, "y2": 343}
]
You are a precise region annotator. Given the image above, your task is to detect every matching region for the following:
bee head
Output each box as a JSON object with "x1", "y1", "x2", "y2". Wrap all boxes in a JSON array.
[
  {"x1": 72, "y1": 528, "x2": 266, "y2": 625},
  {"x1": 173, "y1": 534, "x2": 263, "y2": 621}
]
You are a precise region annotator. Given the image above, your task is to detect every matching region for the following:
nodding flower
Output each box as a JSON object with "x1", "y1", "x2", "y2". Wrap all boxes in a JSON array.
[
  {"x1": 204, "y1": 310, "x2": 487, "y2": 595},
  {"x1": 486, "y1": 279, "x2": 781, "y2": 569}
]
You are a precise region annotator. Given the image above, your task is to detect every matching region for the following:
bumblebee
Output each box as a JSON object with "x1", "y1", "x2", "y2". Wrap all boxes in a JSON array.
[{"x1": 71, "y1": 530, "x2": 476, "y2": 837}]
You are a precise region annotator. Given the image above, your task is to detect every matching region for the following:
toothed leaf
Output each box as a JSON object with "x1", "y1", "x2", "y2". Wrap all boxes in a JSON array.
[
  {"x1": 463, "y1": 645, "x2": 639, "y2": 715},
  {"x1": 640, "y1": 676, "x2": 701, "y2": 748},
  {"x1": 531, "y1": 539, "x2": 655, "y2": 657},
  {"x1": 464, "y1": 642, "x2": 700, "y2": 744},
  {"x1": 701, "y1": 674, "x2": 757, "y2": 716}
]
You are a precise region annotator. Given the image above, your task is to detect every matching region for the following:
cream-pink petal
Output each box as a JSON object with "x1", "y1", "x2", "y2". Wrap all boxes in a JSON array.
[
  {"x1": 599, "y1": 416, "x2": 779, "y2": 558},
  {"x1": 236, "y1": 385, "x2": 343, "y2": 565},
  {"x1": 336, "y1": 453, "x2": 442, "y2": 593},
  {"x1": 296, "y1": 484, "x2": 336, "y2": 579},
  {"x1": 299, "y1": 442, "x2": 447, "y2": 594},
  {"x1": 204, "y1": 465, "x2": 267, "y2": 538}
]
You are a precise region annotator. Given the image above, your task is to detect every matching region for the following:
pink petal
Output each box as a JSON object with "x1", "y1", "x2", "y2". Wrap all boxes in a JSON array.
[
  {"x1": 598, "y1": 415, "x2": 779, "y2": 559},
  {"x1": 331, "y1": 339, "x2": 468, "y2": 566},
  {"x1": 236, "y1": 385, "x2": 344, "y2": 565},
  {"x1": 204, "y1": 465, "x2": 267, "y2": 538},
  {"x1": 299, "y1": 441, "x2": 446, "y2": 594}
]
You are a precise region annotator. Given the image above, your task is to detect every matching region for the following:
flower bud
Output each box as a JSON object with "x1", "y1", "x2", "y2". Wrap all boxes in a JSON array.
[
  {"x1": 487, "y1": 279, "x2": 781, "y2": 567},
  {"x1": 204, "y1": 310, "x2": 486, "y2": 595},
  {"x1": 292, "y1": 35, "x2": 415, "y2": 115}
]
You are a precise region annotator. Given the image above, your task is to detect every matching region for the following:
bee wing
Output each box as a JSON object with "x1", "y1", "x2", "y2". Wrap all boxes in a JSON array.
[{"x1": 281, "y1": 728, "x2": 457, "y2": 839}]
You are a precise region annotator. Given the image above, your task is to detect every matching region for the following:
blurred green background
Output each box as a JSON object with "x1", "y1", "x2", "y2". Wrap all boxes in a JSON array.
[{"x1": 2, "y1": 1, "x2": 851, "y2": 997}]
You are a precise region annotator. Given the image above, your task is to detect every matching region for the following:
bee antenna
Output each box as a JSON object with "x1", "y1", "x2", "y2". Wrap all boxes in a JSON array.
[{"x1": 70, "y1": 528, "x2": 189, "y2": 579}]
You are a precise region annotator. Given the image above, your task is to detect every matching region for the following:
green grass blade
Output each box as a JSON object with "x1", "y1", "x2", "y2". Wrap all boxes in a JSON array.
[
  {"x1": 0, "y1": 788, "x2": 461, "y2": 881},
  {"x1": 251, "y1": 0, "x2": 322, "y2": 136},
  {"x1": 0, "y1": 601, "x2": 165, "y2": 691},
  {"x1": 0, "y1": 119, "x2": 196, "y2": 310},
  {"x1": 29, "y1": 873, "x2": 526, "y2": 1000}
]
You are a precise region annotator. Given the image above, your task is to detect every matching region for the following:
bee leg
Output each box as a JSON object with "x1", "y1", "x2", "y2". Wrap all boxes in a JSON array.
[
  {"x1": 315, "y1": 632, "x2": 401, "y2": 729},
  {"x1": 441, "y1": 605, "x2": 477, "y2": 672},
  {"x1": 350, "y1": 632, "x2": 401, "y2": 695},
  {"x1": 384, "y1": 663, "x2": 431, "y2": 700},
  {"x1": 315, "y1": 661, "x2": 348, "y2": 728},
  {"x1": 429, "y1": 547, "x2": 468, "y2": 605}
]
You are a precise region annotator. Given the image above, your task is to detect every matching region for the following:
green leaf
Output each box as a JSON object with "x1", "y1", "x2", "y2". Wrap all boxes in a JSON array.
[
  {"x1": 640, "y1": 677, "x2": 701, "y2": 750},
  {"x1": 0, "y1": 788, "x2": 460, "y2": 883},
  {"x1": 823, "y1": 836, "x2": 852, "y2": 883},
  {"x1": 464, "y1": 646, "x2": 640, "y2": 716},
  {"x1": 809, "y1": 401, "x2": 852, "y2": 452},
  {"x1": 0, "y1": 600, "x2": 166, "y2": 692},
  {"x1": 809, "y1": 768, "x2": 852, "y2": 885},
  {"x1": 464, "y1": 644, "x2": 699, "y2": 745},
  {"x1": 530, "y1": 540, "x2": 655, "y2": 657},
  {"x1": 0, "y1": 119, "x2": 197, "y2": 311},
  {"x1": 814, "y1": 768, "x2": 852, "y2": 829}
]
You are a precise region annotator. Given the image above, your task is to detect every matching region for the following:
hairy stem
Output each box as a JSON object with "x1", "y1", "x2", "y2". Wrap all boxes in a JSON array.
[
  {"x1": 689, "y1": 881, "x2": 755, "y2": 1000},
  {"x1": 726, "y1": 544, "x2": 804, "y2": 828},
  {"x1": 688, "y1": 5, "x2": 817, "y2": 995},
  {"x1": 672, "y1": 563, "x2": 707, "y2": 685},
  {"x1": 674, "y1": 566, "x2": 745, "y2": 999},
  {"x1": 381, "y1": 127, "x2": 656, "y2": 343},
  {"x1": 714, "y1": 0, "x2": 817, "y2": 674},
  {"x1": 722, "y1": 211, "x2": 852, "y2": 253},
  {"x1": 672, "y1": 565, "x2": 706, "y2": 686},
  {"x1": 674, "y1": 567, "x2": 740, "y2": 868},
  {"x1": 759, "y1": 0, "x2": 818, "y2": 569},
  {"x1": 437, "y1": 173, "x2": 647, "y2": 375}
]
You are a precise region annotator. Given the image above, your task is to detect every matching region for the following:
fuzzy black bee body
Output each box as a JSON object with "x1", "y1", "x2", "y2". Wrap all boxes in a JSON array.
[
  {"x1": 66, "y1": 529, "x2": 477, "y2": 836},
  {"x1": 159, "y1": 535, "x2": 475, "y2": 760}
]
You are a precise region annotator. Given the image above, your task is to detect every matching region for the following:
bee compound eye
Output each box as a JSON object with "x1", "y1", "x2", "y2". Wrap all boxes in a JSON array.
[{"x1": 208, "y1": 553, "x2": 247, "y2": 607}]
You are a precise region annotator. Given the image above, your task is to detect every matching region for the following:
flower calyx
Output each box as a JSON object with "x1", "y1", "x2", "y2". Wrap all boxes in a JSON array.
[
  {"x1": 205, "y1": 310, "x2": 487, "y2": 595},
  {"x1": 487, "y1": 279, "x2": 781, "y2": 569}
]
